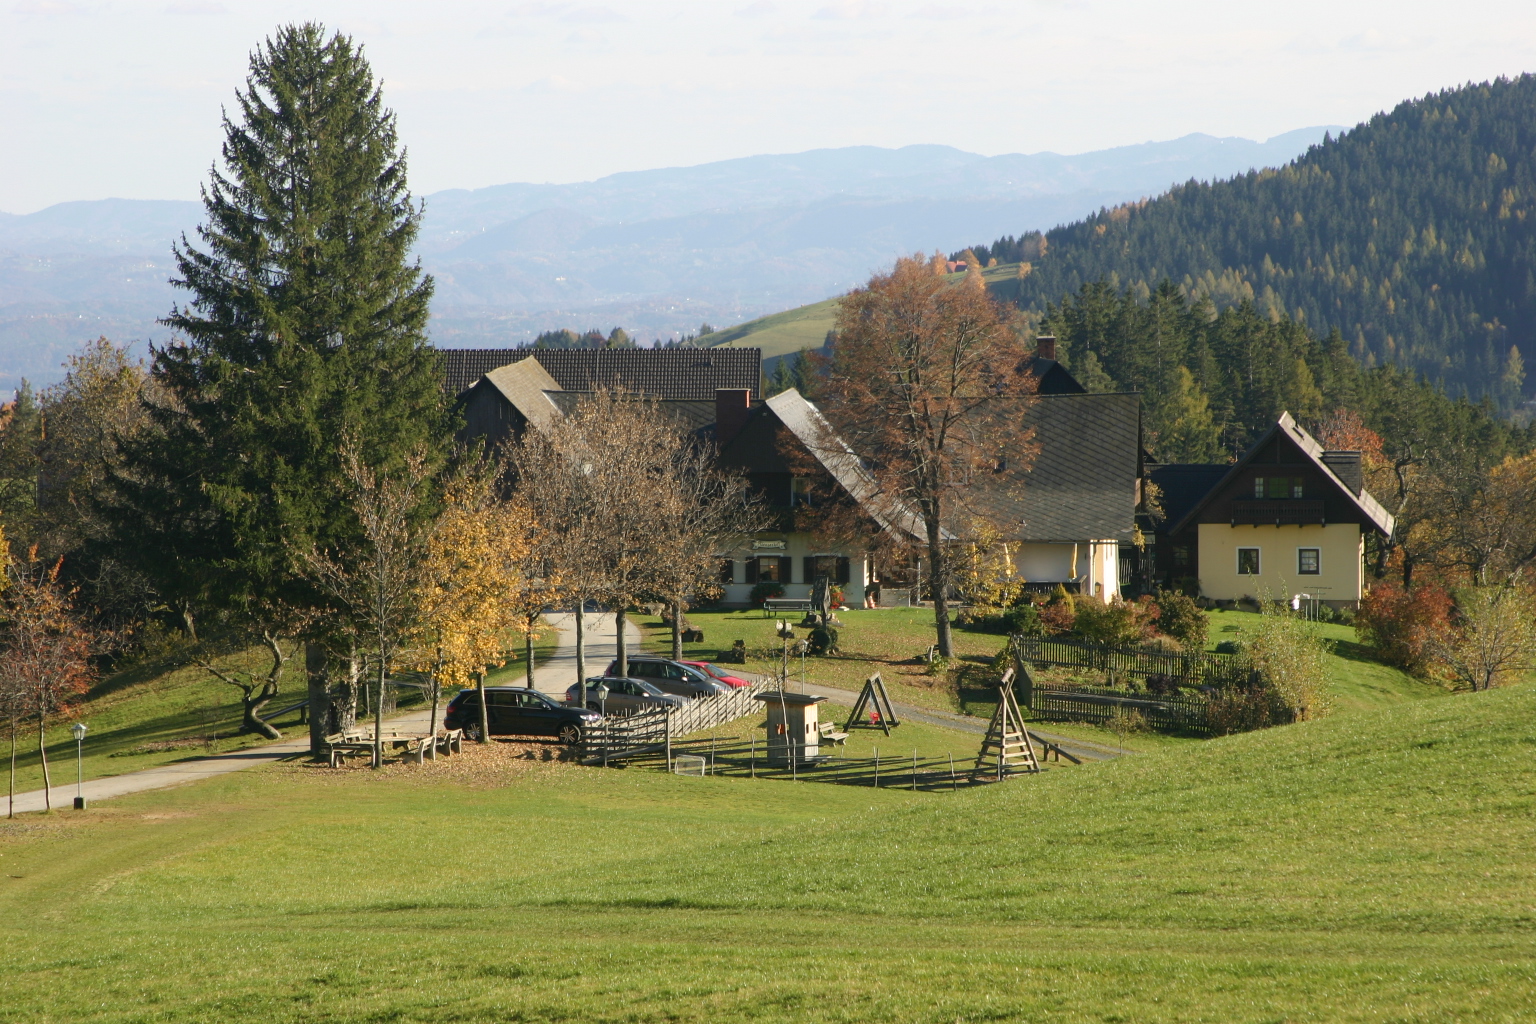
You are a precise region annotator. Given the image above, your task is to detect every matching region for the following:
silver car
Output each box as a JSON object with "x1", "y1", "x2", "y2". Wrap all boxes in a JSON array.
[
  {"x1": 564, "y1": 676, "x2": 686, "y2": 714},
  {"x1": 606, "y1": 657, "x2": 729, "y2": 699}
]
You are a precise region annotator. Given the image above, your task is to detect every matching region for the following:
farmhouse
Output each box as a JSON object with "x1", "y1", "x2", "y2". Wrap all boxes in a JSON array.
[
  {"x1": 1148, "y1": 412, "x2": 1395, "y2": 609},
  {"x1": 445, "y1": 339, "x2": 1147, "y2": 608}
]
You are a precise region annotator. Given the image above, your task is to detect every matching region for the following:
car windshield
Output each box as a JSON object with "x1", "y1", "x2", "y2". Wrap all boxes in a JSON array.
[
  {"x1": 633, "y1": 678, "x2": 666, "y2": 696},
  {"x1": 702, "y1": 664, "x2": 734, "y2": 678}
]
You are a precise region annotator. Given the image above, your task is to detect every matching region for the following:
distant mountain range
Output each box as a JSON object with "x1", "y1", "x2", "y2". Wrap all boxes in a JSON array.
[{"x1": 0, "y1": 129, "x2": 1333, "y2": 390}]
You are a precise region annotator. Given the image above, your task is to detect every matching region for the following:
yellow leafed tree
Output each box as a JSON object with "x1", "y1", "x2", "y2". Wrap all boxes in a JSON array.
[{"x1": 409, "y1": 477, "x2": 541, "y2": 734}]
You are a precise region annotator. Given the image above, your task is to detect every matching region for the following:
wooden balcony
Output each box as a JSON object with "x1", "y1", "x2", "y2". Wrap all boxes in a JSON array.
[{"x1": 1228, "y1": 499, "x2": 1326, "y2": 525}]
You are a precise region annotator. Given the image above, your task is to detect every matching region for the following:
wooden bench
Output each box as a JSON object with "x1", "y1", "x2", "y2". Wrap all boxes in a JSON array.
[
  {"x1": 817, "y1": 721, "x2": 850, "y2": 746},
  {"x1": 324, "y1": 732, "x2": 376, "y2": 768},
  {"x1": 414, "y1": 728, "x2": 465, "y2": 763},
  {"x1": 762, "y1": 597, "x2": 813, "y2": 617}
]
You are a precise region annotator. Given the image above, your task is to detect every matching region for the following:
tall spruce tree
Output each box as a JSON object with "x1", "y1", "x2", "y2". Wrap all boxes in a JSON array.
[{"x1": 113, "y1": 23, "x2": 446, "y2": 752}]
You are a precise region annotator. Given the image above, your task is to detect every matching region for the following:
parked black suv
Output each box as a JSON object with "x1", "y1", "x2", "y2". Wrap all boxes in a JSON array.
[{"x1": 445, "y1": 686, "x2": 600, "y2": 744}]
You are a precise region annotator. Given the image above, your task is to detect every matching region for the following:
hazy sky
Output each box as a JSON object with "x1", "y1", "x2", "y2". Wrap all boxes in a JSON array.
[{"x1": 2, "y1": 0, "x2": 1534, "y2": 213}]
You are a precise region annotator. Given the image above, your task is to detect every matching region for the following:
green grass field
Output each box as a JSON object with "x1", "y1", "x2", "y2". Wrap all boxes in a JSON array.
[
  {"x1": 2, "y1": 674, "x2": 1532, "y2": 1022},
  {"x1": 639, "y1": 606, "x2": 1448, "y2": 753},
  {"x1": 698, "y1": 262, "x2": 1030, "y2": 366}
]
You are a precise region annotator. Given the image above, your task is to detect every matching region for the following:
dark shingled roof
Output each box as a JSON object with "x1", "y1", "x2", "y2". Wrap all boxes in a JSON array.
[
  {"x1": 970, "y1": 392, "x2": 1142, "y2": 542},
  {"x1": 439, "y1": 347, "x2": 761, "y2": 400},
  {"x1": 1146, "y1": 463, "x2": 1231, "y2": 532}
]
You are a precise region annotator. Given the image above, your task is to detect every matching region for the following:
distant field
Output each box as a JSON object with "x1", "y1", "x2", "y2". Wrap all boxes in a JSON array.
[
  {"x1": 699, "y1": 262, "x2": 1029, "y2": 368},
  {"x1": 2, "y1": 675, "x2": 1532, "y2": 1021}
]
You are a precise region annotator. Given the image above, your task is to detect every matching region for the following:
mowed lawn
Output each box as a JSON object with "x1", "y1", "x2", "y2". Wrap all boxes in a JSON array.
[{"x1": 2, "y1": 681, "x2": 1533, "y2": 1022}]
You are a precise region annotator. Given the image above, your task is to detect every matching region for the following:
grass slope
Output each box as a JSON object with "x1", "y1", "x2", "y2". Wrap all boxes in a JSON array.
[
  {"x1": 698, "y1": 264, "x2": 1030, "y2": 367},
  {"x1": 1, "y1": 681, "x2": 1531, "y2": 1021}
]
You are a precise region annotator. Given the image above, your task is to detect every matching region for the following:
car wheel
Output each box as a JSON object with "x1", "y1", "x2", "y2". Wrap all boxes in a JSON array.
[
  {"x1": 559, "y1": 723, "x2": 583, "y2": 746},
  {"x1": 586, "y1": 702, "x2": 600, "y2": 713}
]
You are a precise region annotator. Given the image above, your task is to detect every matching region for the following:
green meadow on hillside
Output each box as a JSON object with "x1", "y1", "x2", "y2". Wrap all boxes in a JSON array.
[{"x1": 1, "y1": 680, "x2": 1532, "y2": 1022}]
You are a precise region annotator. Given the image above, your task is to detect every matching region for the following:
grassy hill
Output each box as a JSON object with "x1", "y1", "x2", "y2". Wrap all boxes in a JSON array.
[
  {"x1": 700, "y1": 263, "x2": 1027, "y2": 369},
  {"x1": 2, "y1": 656, "x2": 1529, "y2": 1020}
]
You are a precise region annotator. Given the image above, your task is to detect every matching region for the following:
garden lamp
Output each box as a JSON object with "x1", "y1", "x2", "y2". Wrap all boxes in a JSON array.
[
  {"x1": 594, "y1": 682, "x2": 609, "y2": 718},
  {"x1": 71, "y1": 722, "x2": 88, "y2": 810}
]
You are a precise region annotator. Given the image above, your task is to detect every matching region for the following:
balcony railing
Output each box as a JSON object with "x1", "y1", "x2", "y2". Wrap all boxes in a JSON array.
[{"x1": 1229, "y1": 499, "x2": 1326, "y2": 525}]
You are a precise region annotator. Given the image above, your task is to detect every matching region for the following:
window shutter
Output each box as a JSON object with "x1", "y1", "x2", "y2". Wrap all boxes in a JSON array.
[
  {"x1": 803, "y1": 557, "x2": 816, "y2": 584},
  {"x1": 745, "y1": 558, "x2": 759, "y2": 584},
  {"x1": 780, "y1": 556, "x2": 794, "y2": 583},
  {"x1": 719, "y1": 558, "x2": 735, "y2": 584},
  {"x1": 836, "y1": 557, "x2": 850, "y2": 584}
]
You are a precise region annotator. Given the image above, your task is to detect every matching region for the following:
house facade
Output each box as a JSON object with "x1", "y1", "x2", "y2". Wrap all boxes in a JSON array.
[
  {"x1": 1148, "y1": 413, "x2": 1394, "y2": 608},
  {"x1": 448, "y1": 341, "x2": 1145, "y2": 609}
]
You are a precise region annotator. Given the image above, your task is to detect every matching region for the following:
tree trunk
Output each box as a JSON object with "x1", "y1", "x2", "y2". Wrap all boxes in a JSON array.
[
  {"x1": 926, "y1": 521, "x2": 955, "y2": 658},
  {"x1": 8, "y1": 718, "x2": 16, "y2": 819},
  {"x1": 179, "y1": 601, "x2": 198, "y2": 642},
  {"x1": 37, "y1": 715, "x2": 51, "y2": 812},
  {"x1": 429, "y1": 652, "x2": 442, "y2": 737},
  {"x1": 305, "y1": 642, "x2": 330, "y2": 758},
  {"x1": 526, "y1": 630, "x2": 535, "y2": 688},
  {"x1": 338, "y1": 655, "x2": 362, "y2": 732},
  {"x1": 576, "y1": 601, "x2": 587, "y2": 709},
  {"x1": 242, "y1": 691, "x2": 282, "y2": 740},
  {"x1": 476, "y1": 670, "x2": 490, "y2": 744},
  {"x1": 615, "y1": 606, "x2": 629, "y2": 677},
  {"x1": 671, "y1": 598, "x2": 683, "y2": 660},
  {"x1": 373, "y1": 658, "x2": 386, "y2": 768}
]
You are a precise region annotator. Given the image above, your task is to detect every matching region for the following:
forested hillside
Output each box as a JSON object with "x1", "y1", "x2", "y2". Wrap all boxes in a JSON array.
[{"x1": 996, "y1": 76, "x2": 1536, "y2": 410}]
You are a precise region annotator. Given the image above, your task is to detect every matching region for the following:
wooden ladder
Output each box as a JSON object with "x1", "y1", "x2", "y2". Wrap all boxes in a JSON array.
[{"x1": 974, "y1": 671, "x2": 1039, "y2": 780}]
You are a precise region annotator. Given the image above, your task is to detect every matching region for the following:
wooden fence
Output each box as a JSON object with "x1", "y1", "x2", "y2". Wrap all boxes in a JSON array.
[
  {"x1": 582, "y1": 682, "x2": 769, "y2": 764},
  {"x1": 1009, "y1": 635, "x2": 1253, "y2": 735},
  {"x1": 1009, "y1": 635, "x2": 1249, "y2": 687}
]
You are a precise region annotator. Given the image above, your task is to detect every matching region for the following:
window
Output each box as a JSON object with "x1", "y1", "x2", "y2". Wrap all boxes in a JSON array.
[
  {"x1": 718, "y1": 558, "x2": 736, "y2": 584},
  {"x1": 1255, "y1": 476, "x2": 1304, "y2": 499},
  {"x1": 754, "y1": 556, "x2": 792, "y2": 582},
  {"x1": 1237, "y1": 548, "x2": 1260, "y2": 575},
  {"x1": 1298, "y1": 548, "x2": 1320, "y2": 575},
  {"x1": 1172, "y1": 545, "x2": 1192, "y2": 571},
  {"x1": 803, "y1": 554, "x2": 852, "y2": 585},
  {"x1": 790, "y1": 476, "x2": 814, "y2": 508}
]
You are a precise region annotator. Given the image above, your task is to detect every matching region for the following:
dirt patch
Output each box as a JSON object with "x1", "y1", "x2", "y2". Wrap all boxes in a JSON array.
[{"x1": 276, "y1": 738, "x2": 585, "y2": 790}]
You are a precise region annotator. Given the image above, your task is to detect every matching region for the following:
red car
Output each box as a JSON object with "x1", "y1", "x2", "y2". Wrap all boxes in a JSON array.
[{"x1": 681, "y1": 661, "x2": 751, "y2": 689}]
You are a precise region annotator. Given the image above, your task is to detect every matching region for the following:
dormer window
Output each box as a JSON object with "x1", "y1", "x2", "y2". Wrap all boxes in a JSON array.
[{"x1": 790, "y1": 476, "x2": 814, "y2": 508}]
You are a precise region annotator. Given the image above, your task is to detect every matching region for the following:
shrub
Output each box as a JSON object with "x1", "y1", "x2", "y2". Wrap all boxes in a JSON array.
[
  {"x1": 1355, "y1": 582, "x2": 1452, "y2": 675},
  {"x1": 1206, "y1": 686, "x2": 1291, "y2": 734},
  {"x1": 1074, "y1": 596, "x2": 1159, "y2": 647},
  {"x1": 1153, "y1": 589, "x2": 1208, "y2": 649},
  {"x1": 1039, "y1": 588, "x2": 1077, "y2": 635},
  {"x1": 1427, "y1": 585, "x2": 1536, "y2": 691},
  {"x1": 749, "y1": 580, "x2": 785, "y2": 607},
  {"x1": 807, "y1": 625, "x2": 840, "y2": 656},
  {"x1": 1244, "y1": 608, "x2": 1331, "y2": 720}
]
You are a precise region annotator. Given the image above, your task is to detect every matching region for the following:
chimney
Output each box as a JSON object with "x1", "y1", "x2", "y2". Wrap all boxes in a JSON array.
[
  {"x1": 715, "y1": 388, "x2": 752, "y2": 448},
  {"x1": 1321, "y1": 451, "x2": 1363, "y2": 495},
  {"x1": 1035, "y1": 335, "x2": 1057, "y2": 361}
]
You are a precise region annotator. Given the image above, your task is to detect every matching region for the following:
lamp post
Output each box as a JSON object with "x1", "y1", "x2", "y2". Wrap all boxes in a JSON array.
[
  {"x1": 71, "y1": 723, "x2": 87, "y2": 810},
  {"x1": 593, "y1": 682, "x2": 610, "y2": 768}
]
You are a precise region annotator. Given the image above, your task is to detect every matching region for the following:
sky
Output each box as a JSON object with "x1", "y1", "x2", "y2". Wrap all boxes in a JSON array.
[{"x1": 2, "y1": 0, "x2": 1535, "y2": 214}]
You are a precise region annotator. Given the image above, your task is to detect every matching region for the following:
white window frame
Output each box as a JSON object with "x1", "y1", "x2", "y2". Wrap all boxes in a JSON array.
[
  {"x1": 1237, "y1": 547, "x2": 1261, "y2": 575},
  {"x1": 1298, "y1": 547, "x2": 1321, "y2": 575}
]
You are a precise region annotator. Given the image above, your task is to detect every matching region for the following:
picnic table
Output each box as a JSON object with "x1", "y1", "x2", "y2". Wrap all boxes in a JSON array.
[
  {"x1": 762, "y1": 596, "x2": 813, "y2": 618},
  {"x1": 324, "y1": 728, "x2": 465, "y2": 767}
]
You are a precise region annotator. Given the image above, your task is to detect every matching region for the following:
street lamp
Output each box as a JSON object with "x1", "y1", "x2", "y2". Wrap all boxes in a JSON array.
[
  {"x1": 71, "y1": 722, "x2": 88, "y2": 810},
  {"x1": 593, "y1": 682, "x2": 610, "y2": 768}
]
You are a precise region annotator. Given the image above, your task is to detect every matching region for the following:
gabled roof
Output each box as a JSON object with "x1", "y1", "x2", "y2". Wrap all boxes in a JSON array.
[
  {"x1": 762, "y1": 389, "x2": 934, "y2": 541},
  {"x1": 482, "y1": 359, "x2": 563, "y2": 434},
  {"x1": 1168, "y1": 412, "x2": 1395, "y2": 536},
  {"x1": 1146, "y1": 463, "x2": 1231, "y2": 530},
  {"x1": 969, "y1": 392, "x2": 1141, "y2": 543},
  {"x1": 544, "y1": 392, "x2": 719, "y2": 432},
  {"x1": 440, "y1": 347, "x2": 761, "y2": 400}
]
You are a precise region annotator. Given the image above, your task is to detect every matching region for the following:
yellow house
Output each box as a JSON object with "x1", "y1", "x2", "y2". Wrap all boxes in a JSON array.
[{"x1": 1152, "y1": 413, "x2": 1394, "y2": 609}]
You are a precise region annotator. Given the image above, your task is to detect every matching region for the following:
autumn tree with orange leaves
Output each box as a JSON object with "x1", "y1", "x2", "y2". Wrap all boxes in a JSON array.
[
  {"x1": 1, "y1": 547, "x2": 95, "y2": 814},
  {"x1": 818, "y1": 254, "x2": 1038, "y2": 658}
]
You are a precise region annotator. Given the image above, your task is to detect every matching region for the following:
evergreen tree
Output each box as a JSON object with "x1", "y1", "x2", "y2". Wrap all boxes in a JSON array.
[{"x1": 110, "y1": 24, "x2": 446, "y2": 740}]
